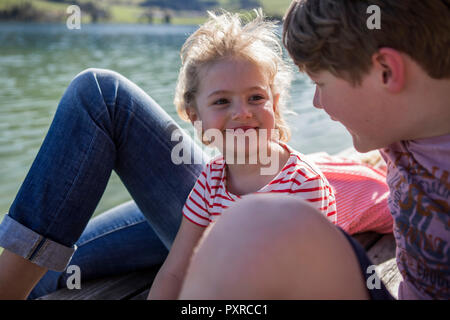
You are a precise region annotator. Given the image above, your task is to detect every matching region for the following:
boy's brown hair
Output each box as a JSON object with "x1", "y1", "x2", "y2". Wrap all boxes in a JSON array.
[{"x1": 282, "y1": 0, "x2": 450, "y2": 85}]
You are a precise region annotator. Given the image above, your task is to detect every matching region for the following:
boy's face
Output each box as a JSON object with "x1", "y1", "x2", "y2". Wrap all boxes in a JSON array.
[
  {"x1": 309, "y1": 69, "x2": 398, "y2": 152},
  {"x1": 189, "y1": 58, "x2": 279, "y2": 155}
]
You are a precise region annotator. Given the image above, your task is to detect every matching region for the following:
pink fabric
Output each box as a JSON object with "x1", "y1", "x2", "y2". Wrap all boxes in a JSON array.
[{"x1": 312, "y1": 153, "x2": 393, "y2": 235}]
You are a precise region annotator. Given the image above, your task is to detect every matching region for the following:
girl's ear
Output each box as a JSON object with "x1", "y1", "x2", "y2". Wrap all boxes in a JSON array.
[
  {"x1": 372, "y1": 48, "x2": 405, "y2": 93},
  {"x1": 186, "y1": 107, "x2": 198, "y2": 125}
]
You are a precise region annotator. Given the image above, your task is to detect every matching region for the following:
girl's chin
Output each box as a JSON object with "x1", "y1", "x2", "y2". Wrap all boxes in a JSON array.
[{"x1": 220, "y1": 145, "x2": 259, "y2": 158}]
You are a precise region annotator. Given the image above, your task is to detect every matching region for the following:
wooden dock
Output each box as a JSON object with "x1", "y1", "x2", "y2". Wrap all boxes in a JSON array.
[{"x1": 37, "y1": 231, "x2": 400, "y2": 300}]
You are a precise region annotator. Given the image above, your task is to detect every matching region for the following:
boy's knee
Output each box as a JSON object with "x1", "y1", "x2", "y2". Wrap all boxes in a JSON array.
[
  {"x1": 183, "y1": 194, "x2": 340, "y2": 298},
  {"x1": 201, "y1": 194, "x2": 330, "y2": 260},
  {"x1": 216, "y1": 193, "x2": 327, "y2": 235}
]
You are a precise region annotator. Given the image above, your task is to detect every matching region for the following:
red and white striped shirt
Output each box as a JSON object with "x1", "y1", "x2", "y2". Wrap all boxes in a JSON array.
[{"x1": 182, "y1": 143, "x2": 337, "y2": 227}]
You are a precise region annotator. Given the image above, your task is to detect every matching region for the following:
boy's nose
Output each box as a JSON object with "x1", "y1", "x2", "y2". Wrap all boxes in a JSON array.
[
  {"x1": 232, "y1": 102, "x2": 252, "y2": 120},
  {"x1": 313, "y1": 87, "x2": 323, "y2": 109}
]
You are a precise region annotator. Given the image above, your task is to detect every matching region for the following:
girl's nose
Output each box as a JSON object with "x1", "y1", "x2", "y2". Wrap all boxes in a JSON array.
[
  {"x1": 313, "y1": 87, "x2": 323, "y2": 109},
  {"x1": 232, "y1": 101, "x2": 252, "y2": 120}
]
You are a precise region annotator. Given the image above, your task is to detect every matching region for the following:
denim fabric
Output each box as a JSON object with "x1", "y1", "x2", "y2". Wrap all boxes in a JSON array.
[
  {"x1": 0, "y1": 68, "x2": 208, "y2": 298},
  {"x1": 28, "y1": 201, "x2": 170, "y2": 299},
  {"x1": 338, "y1": 228, "x2": 395, "y2": 300},
  {"x1": 0, "y1": 215, "x2": 75, "y2": 271}
]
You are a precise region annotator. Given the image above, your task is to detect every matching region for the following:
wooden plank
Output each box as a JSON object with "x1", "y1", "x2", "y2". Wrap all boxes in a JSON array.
[
  {"x1": 37, "y1": 233, "x2": 401, "y2": 300},
  {"x1": 37, "y1": 266, "x2": 160, "y2": 300},
  {"x1": 352, "y1": 232, "x2": 383, "y2": 250},
  {"x1": 376, "y1": 258, "x2": 402, "y2": 299},
  {"x1": 366, "y1": 234, "x2": 400, "y2": 299},
  {"x1": 366, "y1": 234, "x2": 396, "y2": 265},
  {"x1": 131, "y1": 289, "x2": 150, "y2": 300}
]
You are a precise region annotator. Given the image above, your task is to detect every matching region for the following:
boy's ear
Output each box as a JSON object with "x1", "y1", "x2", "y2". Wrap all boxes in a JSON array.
[
  {"x1": 372, "y1": 48, "x2": 405, "y2": 93},
  {"x1": 185, "y1": 107, "x2": 198, "y2": 124}
]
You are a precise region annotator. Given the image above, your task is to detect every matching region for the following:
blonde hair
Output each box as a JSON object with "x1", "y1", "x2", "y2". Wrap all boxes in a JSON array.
[{"x1": 174, "y1": 9, "x2": 293, "y2": 142}]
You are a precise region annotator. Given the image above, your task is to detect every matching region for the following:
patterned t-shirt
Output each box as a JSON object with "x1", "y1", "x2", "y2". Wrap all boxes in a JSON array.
[
  {"x1": 182, "y1": 143, "x2": 337, "y2": 227},
  {"x1": 380, "y1": 134, "x2": 450, "y2": 300}
]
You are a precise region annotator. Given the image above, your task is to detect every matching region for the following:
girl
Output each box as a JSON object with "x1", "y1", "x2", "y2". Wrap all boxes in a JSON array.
[{"x1": 147, "y1": 10, "x2": 336, "y2": 299}]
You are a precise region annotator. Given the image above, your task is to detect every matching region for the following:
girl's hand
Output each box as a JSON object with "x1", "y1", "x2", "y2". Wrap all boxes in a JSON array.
[{"x1": 147, "y1": 216, "x2": 206, "y2": 300}]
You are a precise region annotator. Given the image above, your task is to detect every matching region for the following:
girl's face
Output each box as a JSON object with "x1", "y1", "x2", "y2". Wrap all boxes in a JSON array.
[{"x1": 188, "y1": 58, "x2": 280, "y2": 156}]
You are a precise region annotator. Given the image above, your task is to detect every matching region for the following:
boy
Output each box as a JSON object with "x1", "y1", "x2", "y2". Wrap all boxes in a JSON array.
[{"x1": 179, "y1": 0, "x2": 449, "y2": 299}]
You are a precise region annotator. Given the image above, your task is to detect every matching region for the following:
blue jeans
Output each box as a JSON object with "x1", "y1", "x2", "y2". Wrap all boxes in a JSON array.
[{"x1": 0, "y1": 68, "x2": 209, "y2": 299}]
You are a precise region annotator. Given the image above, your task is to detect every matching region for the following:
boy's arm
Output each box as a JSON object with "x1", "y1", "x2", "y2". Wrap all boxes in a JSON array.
[{"x1": 147, "y1": 216, "x2": 206, "y2": 300}]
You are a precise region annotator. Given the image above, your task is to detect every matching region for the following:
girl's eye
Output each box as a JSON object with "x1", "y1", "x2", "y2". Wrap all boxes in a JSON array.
[
  {"x1": 213, "y1": 98, "x2": 229, "y2": 105},
  {"x1": 249, "y1": 95, "x2": 265, "y2": 102}
]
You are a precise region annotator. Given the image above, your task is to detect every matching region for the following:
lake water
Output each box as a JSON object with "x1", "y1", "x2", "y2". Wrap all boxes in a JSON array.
[{"x1": 0, "y1": 23, "x2": 353, "y2": 221}]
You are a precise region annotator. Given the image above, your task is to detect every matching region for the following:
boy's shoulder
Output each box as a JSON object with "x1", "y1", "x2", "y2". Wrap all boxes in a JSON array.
[
  {"x1": 380, "y1": 133, "x2": 450, "y2": 179},
  {"x1": 380, "y1": 133, "x2": 450, "y2": 299},
  {"x1": 380, "y1": 133, "x2": 450, "y2": 218}
]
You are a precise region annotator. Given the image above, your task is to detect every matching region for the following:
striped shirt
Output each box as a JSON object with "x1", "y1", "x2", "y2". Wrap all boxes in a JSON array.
[{"x1": 182, "y1": 143, "x2": 337, "y2": 227}]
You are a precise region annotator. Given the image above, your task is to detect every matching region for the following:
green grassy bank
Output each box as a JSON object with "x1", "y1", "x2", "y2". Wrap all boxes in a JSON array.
[{"x1": 0, "y1": 0, "x2": 292, "y2": 24}]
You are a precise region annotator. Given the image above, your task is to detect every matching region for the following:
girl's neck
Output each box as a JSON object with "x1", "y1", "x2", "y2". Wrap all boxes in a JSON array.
[{"x1": 224, "y1": 142, "x2": 291, "y2": 195}]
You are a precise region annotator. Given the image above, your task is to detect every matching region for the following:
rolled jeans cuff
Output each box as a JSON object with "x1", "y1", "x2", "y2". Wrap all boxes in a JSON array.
[{"x1": 0, "y1": 214, "x2": 76, "y2": 272}]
